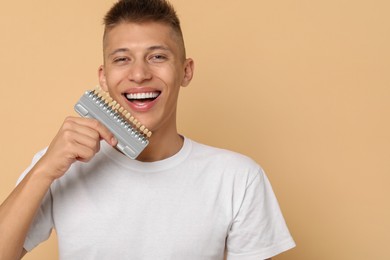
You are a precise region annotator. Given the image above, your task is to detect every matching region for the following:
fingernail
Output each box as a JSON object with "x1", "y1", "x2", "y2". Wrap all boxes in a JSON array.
[{"x1": 111, "y1": 137, "x2": 117, "y2": 146}]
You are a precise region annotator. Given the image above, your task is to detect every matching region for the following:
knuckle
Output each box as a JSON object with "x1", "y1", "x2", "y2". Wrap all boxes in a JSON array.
[
  {"x1": 62, "y1": 129, "x2": 74, "y2": 140},
  {"x1": 90, "y1": 119, "x2": 101, "y2": 129},
  {"x1": 64, "y1": 116, "x2": 75, "y2": 123},
  {"x1": 62, "y1": 117, "x2": 75, "y2": 129},
  {"x1": 91, "y1": 130, "x2": 100, "y2": 140}
]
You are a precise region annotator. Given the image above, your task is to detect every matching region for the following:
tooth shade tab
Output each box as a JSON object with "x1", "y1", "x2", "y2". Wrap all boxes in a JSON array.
[
  {"x1": 88, "y1": 85, "x2": 152, "y2": 138},
  {"x1": 126, "y1": 92, "x2": 160, "y2": 100}
]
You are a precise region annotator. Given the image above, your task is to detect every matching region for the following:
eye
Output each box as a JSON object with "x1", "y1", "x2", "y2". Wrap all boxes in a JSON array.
[
  {"x1": 149, "y1": 54, "x2": 167, "y2": 63},
  {"x1": 113, "y1": 57, "x2": 130, "y2": 64}
]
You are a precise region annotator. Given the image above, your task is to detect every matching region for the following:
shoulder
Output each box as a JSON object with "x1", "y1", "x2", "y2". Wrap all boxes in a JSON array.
[
  {"x1": 189, "y1": 138, "x2": 258, "y2": 164},
  {"x1": 186, "y1": 138, "x2": 263, "y2": 180}
]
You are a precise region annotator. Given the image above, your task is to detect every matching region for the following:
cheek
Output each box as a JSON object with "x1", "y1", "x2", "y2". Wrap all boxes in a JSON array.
[
  {"x1": 105, "y1": 68, "x2": 128, "y2": 86},
  {"x1": 153, "y1": 65, "x2": 184, "y2": 86}
]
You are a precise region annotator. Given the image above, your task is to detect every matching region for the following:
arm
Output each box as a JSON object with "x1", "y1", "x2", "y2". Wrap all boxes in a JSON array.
[{"x1": 0, "y1": 117, "x2": 116, "y2": 260}]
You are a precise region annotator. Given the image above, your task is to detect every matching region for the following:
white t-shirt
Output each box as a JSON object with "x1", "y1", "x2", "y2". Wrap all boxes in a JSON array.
[{"x1": 19, "y1": 137, "x2": 295, "y2": 260}]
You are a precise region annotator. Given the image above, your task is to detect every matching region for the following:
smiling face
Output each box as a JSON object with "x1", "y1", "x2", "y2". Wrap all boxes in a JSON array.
[{"x1": 99, "y1": 22, "x2": 194, "y2": 141}]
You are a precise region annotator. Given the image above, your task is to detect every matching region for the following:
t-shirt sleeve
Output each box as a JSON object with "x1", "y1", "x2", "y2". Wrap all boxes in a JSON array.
[
  {"x1": 226, "y1": 169, "x2": 295, "y2": 260},
  {"x1": 17, "y1": 149, "x2": 54, "y2": 252}
]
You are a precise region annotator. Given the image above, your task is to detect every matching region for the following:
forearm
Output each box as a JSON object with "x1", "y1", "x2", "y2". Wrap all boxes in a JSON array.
[
  {"x1": 0, "y1": 117, "x2": 116, "y2": 259},
  {"x1": 0, "y1": 164, "x2": 53, "y2": 260}
]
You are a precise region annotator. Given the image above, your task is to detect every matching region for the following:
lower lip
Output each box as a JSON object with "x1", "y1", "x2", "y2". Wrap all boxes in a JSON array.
[{"x1": 124, "y1": 96, "x2": 159, "y2": 112}]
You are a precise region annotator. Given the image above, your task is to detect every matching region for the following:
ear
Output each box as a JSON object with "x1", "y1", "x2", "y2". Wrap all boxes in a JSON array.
[
  {"x1": 181, "y1": 58, "x2": 194, "y2": 87},
  {"x1": 98, "y1": 65, "x2": 108, "y2": 91}
]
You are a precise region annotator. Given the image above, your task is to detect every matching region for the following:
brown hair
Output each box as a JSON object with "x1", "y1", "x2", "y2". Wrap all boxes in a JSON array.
[{"x1": 103, "y1": 0, "x2": 186, "y2": 58}]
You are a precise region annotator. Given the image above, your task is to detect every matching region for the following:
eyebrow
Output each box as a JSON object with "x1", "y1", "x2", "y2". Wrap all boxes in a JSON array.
[
  {"x1": 107, "y1": 48, "x2": 130, "y2": 58},
  {"x1": 107, "y1": 45, "x2": 172, "y2": 58},
  {"x1": 147, "y1": 45, "x2": 171, "y2": 52}
]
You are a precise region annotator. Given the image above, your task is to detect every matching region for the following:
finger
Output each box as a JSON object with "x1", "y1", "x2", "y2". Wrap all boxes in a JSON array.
[
  {"x1": 70, "y1": 129, "x2": 101, "y2": 154},
  {"x1": 72, "y1": 142, "x2": 97, "y2": 163},
  {"x1": 61, "y1": 118, "x2": 101, "y2": 152},
  {"x1": 89, "y1": 120, "x2": 117, "y2": 146},
  {"x1": 60, "y1": 130, "x2": 99, "y2": 161},
  {"x1": 64, "y1": 117, "x2": 117, "y2": 146}
]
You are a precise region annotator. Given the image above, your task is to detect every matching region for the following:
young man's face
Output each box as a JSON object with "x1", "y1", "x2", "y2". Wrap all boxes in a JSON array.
[{"x1": 99, "y1": 22, "x2": 193, "y2": 138}]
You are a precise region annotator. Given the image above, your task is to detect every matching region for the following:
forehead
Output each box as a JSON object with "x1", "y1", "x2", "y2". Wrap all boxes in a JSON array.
[{"x1": 103, "y1": 22, "x2": 180, "y2": 54}]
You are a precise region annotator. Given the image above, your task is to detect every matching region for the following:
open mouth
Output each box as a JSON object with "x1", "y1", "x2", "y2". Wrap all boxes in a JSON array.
[{"x1": 125, "y1": 91, "x2": 161, "y2": 104}]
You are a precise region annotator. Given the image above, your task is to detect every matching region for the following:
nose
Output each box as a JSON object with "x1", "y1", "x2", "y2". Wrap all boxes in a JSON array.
[{"x1": 127, "y1": 60, "x2": 152, "y2": 83}]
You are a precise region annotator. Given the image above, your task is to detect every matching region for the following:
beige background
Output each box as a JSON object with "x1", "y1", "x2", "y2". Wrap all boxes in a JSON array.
[{"x1": 1, "y1": 0, "x2": 389, "y2": 259}]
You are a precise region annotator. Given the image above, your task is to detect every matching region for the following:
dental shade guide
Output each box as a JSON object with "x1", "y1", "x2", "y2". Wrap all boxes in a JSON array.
[{"x1": 74, "y1": 86, "x2": 151, "y2": 159}]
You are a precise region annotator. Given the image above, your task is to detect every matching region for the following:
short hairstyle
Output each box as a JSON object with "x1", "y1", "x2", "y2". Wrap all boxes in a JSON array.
[{"x1": 103, "y1": 0, "x2": 186, "y2": 58}]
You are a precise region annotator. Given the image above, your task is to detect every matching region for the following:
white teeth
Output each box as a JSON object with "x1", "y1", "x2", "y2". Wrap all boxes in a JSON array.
[{"x1": 126, "y1": 92, "x2": 160, "y2": 100}]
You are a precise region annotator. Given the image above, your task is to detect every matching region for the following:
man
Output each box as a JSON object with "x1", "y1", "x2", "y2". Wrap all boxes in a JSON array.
[{"x1": 0, "y1": 0, "x2": 295, "y2": 259}]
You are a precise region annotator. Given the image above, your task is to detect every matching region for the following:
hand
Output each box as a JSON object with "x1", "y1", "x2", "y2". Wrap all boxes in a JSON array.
[{"x1": 36, "y1": 116, "x2": 117, "y2": 181}]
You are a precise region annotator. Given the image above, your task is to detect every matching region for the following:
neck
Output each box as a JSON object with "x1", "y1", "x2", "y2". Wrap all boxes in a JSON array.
[{"x1": 136, "y1": 131, "x2": 184, "y2": 162}]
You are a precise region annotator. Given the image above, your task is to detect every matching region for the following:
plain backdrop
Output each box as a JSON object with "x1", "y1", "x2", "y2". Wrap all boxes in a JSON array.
[{"x1": 0, "y1": 0, "x2": 389, "y2": 259}]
